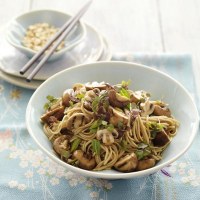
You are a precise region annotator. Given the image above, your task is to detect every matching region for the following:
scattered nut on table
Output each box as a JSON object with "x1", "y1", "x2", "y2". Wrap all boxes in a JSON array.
[{"x1": 22, "y1": 23, "x2": 65, "y2": 52}]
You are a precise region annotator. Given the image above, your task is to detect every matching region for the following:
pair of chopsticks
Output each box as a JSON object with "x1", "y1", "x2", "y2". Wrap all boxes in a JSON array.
[{"x1": 20, "y1": 0, "x2": 92, "y2": 82}]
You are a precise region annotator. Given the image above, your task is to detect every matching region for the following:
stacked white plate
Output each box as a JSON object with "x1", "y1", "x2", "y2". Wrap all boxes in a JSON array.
[{"x1": 0, "y1": 23, "x2": 112, "y2": 89}]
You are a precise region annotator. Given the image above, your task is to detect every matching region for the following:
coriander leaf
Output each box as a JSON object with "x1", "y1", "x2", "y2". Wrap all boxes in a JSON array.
[
  {"x1": 43, "y1": 95, "x2": 59, "y2": 110},
  {"x1": 92, "y1": 96, "x2": 100, "y2": 113},
  {"x1": 121, "y1": 80, "x2": 131, "y2": 88},
  {"x1": 47, "y1": 95, "x2": 55, "y2": 101},
  {"x1": 102, "y1": 120, "x2": 108, "y2": 126},
  {"x1": 107, "y1": 124, "x2": 114, "y2": 132},
  {"x1": 60, "y1": 149, "x2": 70, "y2": 159},
  {"x1": 43, "y1": 103, "x2": 50, "y2": 110},
  {"x1": 119, "y1": 87, "x2": 130, "y2": 98},
  {"x1": 92, "y1": 139, "x2": 101, "y2": 155},
  {"x1": 135, "y1": 149, "x2": 151, "y2": 160},
  {"x1": 76, "y1": 93, "x2": 85, "y2": 100},
  {"x1": 69, "y1": 100, "x2": 74, "y2": 107},
  {"x1": 89, "y1": 120, "x2": 102, "y2": 133},
  {"x1": 120, "y1": 140, "x2": 128, "y2": 151},
  {"x1": 147, "y1": 122, "x2": 164, "y2": 132},
  {"x1": 71, "y1": 138, "x2": 81, "y2": 152}
]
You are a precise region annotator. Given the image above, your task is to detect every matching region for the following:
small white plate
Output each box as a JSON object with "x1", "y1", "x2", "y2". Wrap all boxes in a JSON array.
[
  {"x1": 0, "y1": 23, "x2": 104, "y2": 81},
  {"x1": 0, "y1": 35, "x2": 111, "y2": 90}
]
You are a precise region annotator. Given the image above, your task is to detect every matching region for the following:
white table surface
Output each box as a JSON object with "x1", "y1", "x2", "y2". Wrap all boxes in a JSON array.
[{"x1": 0, "y1": 0, "x2": 200, "y2": 92}]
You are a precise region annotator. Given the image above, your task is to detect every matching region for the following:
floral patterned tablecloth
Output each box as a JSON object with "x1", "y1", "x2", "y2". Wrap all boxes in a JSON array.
[{"x1": 0, "y1": 53, "x2": 200, "y2": 200}]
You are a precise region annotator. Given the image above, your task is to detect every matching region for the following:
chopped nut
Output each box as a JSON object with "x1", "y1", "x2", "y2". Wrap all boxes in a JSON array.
[{"x1": 22, "y1": 23, "x2": 65, "y2": 52}]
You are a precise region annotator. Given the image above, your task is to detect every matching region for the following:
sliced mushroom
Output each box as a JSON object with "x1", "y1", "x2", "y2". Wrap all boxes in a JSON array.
[
  {"x1": 73, "y1": 83, "x2": 84, "y2": 91},
  {"x1": 62, "y1": 89, "x2": 75, "y2": 107},
  {"x1": 153, "y1": 105, "x2": 171, "y2": 117},
  {"x1": 84, "y1": 90, "x2": 98, "y2": 102},
  {"x1": 53, "y1": 135, "x2": 69, "y2": 155},
  {"x1": 136, "y1": 158, "x2": 156, "y2": 171},
  {"x1": 65, "y1": 113, "x2": 90, "y2": 130},
  {"x1": 96, "y1": 129, "x2": 118, "y2": 145},
  {"x1": 73, "y1": 150, "x2": 96, "y2": 170},
  {"x1": 41, "y1": 106, "x2": 65, "y2": 123},
  {"x1": 109, "y1": 107, "x2": 128, "y2": 127},
  {"x1": 108, "y1": 89, "x2": 130, "y2": 108},
  {"x1": 140, "y1": 99, "x2": 155, "y2": 117},
  {"x1": 152, "y1": 131, "x2": 170, "y2": 146},
  {"x1": 130, "y1": 90, "x2": 149, "y2": 103},
  {"x1": 85, "y1": 81, "x2": 107, "y2": 90},
  {"x1": 114, "y1": 153, "x2": 138, "y2": 172}
]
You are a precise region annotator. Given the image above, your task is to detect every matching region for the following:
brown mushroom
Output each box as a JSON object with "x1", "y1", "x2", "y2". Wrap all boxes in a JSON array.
[
  {"x1": 41, "y1": 106, "x2": 65, "y2": 123},
  {"x1": 109, "y1": 107, "x2": 128, "y2": 127},
  {"x1": 108, "y1": 89, "x2": 130, "y2": 108},
  {"x1": 140, "y1": 99, "x2": 155, "y2": 117},
  {"x1": 130, "y1": 90, "x2": 149, "y2": 103},
  {"x1": 64, "y1": 113, "x2": 90, "y2": 130},
  {"x1": 84, "y1": 90, "x2": 98, "y2": 102},
  {"x1": 153, "y1": 131, "x2": 170, "y2": 146},
  {"x1": 73, "y1": 150, "x2": 96, "y2": 170},
  {"x1": 62, "y1": 89, "x2": 75, "y2": 107},
  {"x1": 153, "y1": 105, "x2": 171, "y2": 117},
  {"x1": 53, "y1": 135, "x2": 69, "y2": 155},
  {"x1": 136, "y1": 158, "x2": 156, "y2": 171},
  {"x1": 85, "y1": 82, "x2": 107, "y2": 91},
  {"x1": 114, "y1": 153, "x2": 138, "y2": 172},
  {"x1": 73, "y1": 83, "x2": 84, "y2": 91},
  {"x1": 96, "y1": 129, "x2": 118, "y2": 145}
]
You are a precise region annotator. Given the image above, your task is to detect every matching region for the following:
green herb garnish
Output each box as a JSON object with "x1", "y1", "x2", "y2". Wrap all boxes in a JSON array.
[
  {"x1": 60, "y1": 149, "x2": 70, "y2": 159},
  {"x1": 119, "y1": 87, "x2": 130, "y2": 98},
  {"x1": 120, "y1": 140, "x2": 128, "y2": 151},
  {"x1": 43, "y1": 95, "x2": 59, "y2": 110},
  {"x1": 70, "y1": 138, "x2": 81, "y2": 152},
  {"x1": 107, "y1": 124, "x2": 114, "y2": 132},
  {"x1": 91, "y1": 139, "x2": 101, "y2": 155},
  {"x1": 147, "y1": 122, "x2": 164, "y2": 138},
  {"x1": 121, "y1": 80, "x2": 131, "y2": 88},
  {"x1": 135, "y1": 149, "x2": 151, "y2": 160},
  {"x1": 76, "y1": 93, "x2": 85, "y2": 100},
  {"x1": 89, "y1": 119, "x2": 102, "y2": 133},
  {"x1": 69, "y1": 100, "x2": 74, "y2": 107},
  {"x1": 91, "y1": 92, "x2": 108, "y2": 113}
]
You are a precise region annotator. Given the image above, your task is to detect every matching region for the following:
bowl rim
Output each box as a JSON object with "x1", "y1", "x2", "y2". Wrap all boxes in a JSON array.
[
  {"x1": 26, "y1": 61, "x2": 200, "y2": 179},
  {"x1": 5, "y1": 9, "x2": 86, "y2": 58}
]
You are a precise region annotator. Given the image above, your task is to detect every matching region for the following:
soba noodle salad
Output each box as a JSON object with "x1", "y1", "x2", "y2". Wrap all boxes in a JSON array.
[{"x1": 40, "y1": 81, "x2": 179, "y2": 172}]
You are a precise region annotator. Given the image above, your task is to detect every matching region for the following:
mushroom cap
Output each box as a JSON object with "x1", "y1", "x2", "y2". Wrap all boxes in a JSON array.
[
  {"x1": 73, "y1": 150, "x2": 96, "y2": 170},
  {"x1": 108, "y1": 89, "x2": 130, "y2": 108},
  {"x1": 41, "y1": 106, "x2": 65, "y2": 123},
  {"x1": 114, "y1": 153, "x2": 138, "y2": 172},
  {"x1": 140, "y1": 99, "x2": 155, "y2": 117},
  {"x1": 53, "y1": 135, "x2": 69, "y2": 155},
  {"x1": 85, "y1": 81, "x2": 107, "y2": 90},
  {"x1": 153, "y1": 105, "x2": 171, "y2": 117},
  {"x1": 136, "y1": 158, "x2": 156, "y2": 171},
  {"x1": 153, "y1": 131, "x2": 170, "y2": 146},
  {"x1": 96, "y1": 129, "x2": 118, "y2": 145},
  {"x1": 109, "y1": 107, "x2": 128, "y2": 127},
  {"x1": 62, "y1": 89, "x2": 75, "y2": 107}
]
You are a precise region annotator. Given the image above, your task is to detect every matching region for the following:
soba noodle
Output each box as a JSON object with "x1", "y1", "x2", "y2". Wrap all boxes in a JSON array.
[{"x1": 40, "y1": 81, "x2": 179, "y2": 172}]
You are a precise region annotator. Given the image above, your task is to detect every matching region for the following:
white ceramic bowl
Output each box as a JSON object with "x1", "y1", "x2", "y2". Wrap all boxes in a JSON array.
[
  {"x1": 5, "y1": 10, "x2": 86, "y2": 61},
  {"x1": 26, "y1": 61, "x2": 199, "y2": 179}
]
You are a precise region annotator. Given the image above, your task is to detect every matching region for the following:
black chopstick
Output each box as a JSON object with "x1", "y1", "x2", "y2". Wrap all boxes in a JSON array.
[{"x1": 19, "y1": 0, "x2": 92, "y2": 82}]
